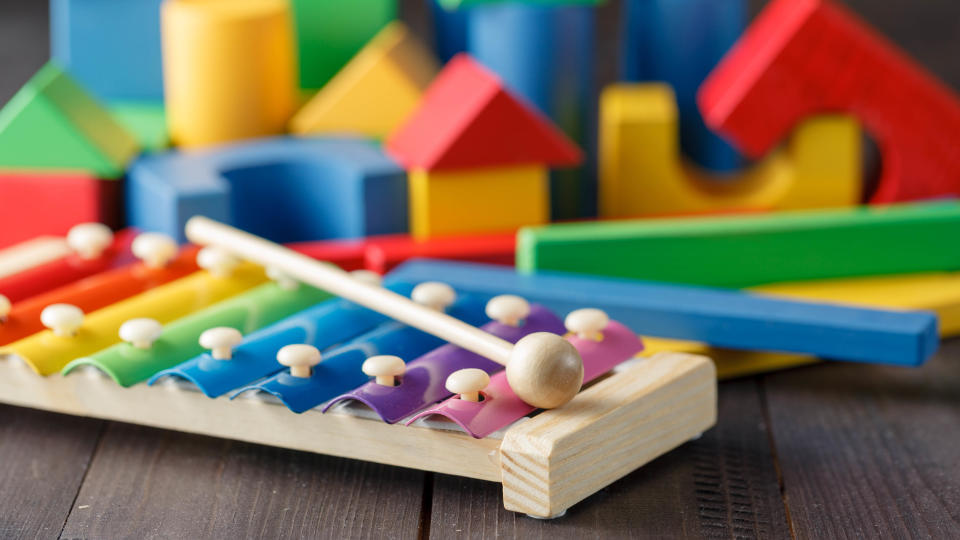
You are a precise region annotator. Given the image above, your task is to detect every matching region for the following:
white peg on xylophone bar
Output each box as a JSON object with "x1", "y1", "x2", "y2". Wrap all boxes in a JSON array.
[
  {"x1": 277, "y1": 344, "x2": 322, "y2": 378},
  {"x1": 132, "y1": 233, "x2": 178, "y2": 268},
  {"x1": 446, "y1": 368, "x2": 490, "y2": 402},
  {"x1": 485, "y1": 295, "x2": 530, "y2": 327},
  {"x1": 196, "y1": 246, "x2": 241, "y2": 277},
  {"x1": 411, "y1": 282, "x2": 456, "y2": 311},
  {"x1": 0, "y1": 294, "x2": 10, "y2": 323},
  {"x1": 565, "y1": 308, "x2": 609, "y2": 341},
  {"x1": 119, "y1": 318, "x2": 164, "y2": 349},
  {"x1": 40, "y1": 303, "x2": 84, "y2": 337},
  {"x1": 363, "y1": 355, "x2": 405, "y2": 387},
  {"x1": 199, "y1": 327, "x2": 243, "y2": 360},
  {"x1": 267, "y1": 266, "x2": 298, "y2": 290},
  {"x1": 185, "y1": 216, "x2": 585, "y2": 409},
  {"x1": 66, "y1": 223, "x2": 114, "y2": 260}
]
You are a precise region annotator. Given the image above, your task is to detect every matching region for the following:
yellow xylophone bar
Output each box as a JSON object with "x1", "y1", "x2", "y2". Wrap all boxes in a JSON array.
[
  {"x1": 1, "y1": 263, "x2": 266, "y2": 375},
  {"x1": 643, "y1": 272, "x2": 960, "y2": 378}
]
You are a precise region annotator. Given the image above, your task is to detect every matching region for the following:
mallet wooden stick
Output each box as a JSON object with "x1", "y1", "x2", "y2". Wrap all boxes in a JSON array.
[{"x1": 185, "y1": 216, "x2": 583, "y2": 408}]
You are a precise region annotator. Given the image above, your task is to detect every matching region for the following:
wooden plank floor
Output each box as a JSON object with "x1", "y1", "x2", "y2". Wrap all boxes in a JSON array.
[{"x1": 2, "y1": 0, "x2": 960, "y2": 538}]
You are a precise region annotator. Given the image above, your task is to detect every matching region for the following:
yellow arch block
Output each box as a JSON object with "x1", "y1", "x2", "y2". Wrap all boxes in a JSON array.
[
  {"x1": 2, "y1": 263, "x2": 266, "y2": 375},
  {"x1": 289, "y1": 22, "x2": 439, "y2": 139},
  {"x1": 642, "y1": 272, "x2": 960, "y2": 379},
  {"x1": 599, "y1": 84, "x2": 861, "y2": 218},
  {"x1": 162, "y1": 0, "x2": 297, "y2": 148}
]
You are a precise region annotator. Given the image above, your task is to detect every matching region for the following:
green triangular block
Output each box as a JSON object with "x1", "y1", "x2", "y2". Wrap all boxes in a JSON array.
[
  {"x1": 0, "y1": 63, "x2": 140, "y2": 178},
  {"x1": 110, "y1": 102, "x2": 169, "y2": 152}
]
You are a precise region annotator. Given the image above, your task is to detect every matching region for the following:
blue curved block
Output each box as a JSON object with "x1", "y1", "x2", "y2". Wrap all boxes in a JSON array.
[
  {"x1": 51, "y1": 0, "x2": 164, "y2": 102},
  {"x1": 231, "y1": 293, "x2": 490, "y2": 413},
  {"x1": 468, "y1": 4, "x2": 596, "y2": 219},
  {"x1": 147, "y1": 282, "x2": 414, "y2": 397},
  {"x1": 620, "y1": 0, "x2": 745, "y2": 172},
  {"x1": 127, "y1": 136, "x2": 408, "y2": 243}
]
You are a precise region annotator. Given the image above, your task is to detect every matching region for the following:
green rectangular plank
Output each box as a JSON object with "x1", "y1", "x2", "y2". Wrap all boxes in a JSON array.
[{"x1": 517, "y1": 201, "x2": 960, "y2": 287}]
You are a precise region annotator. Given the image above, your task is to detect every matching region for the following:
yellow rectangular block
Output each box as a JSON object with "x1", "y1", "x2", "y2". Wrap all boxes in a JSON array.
[
  {"x1": 641, "y1": 272, "x2": 960, "y2": 379},
  {"x1": 2, "y1": 263, "x2": 266, "y2": 375},
  {"x1": 599, "y1": 84, "x2": 861, "y2": 218},
  {"x1": 409, "y1": 165, "x2": 548, "y2": 238}
]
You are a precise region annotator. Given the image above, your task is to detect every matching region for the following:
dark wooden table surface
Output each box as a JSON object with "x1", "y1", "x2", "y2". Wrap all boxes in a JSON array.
[{"x1": 2, "y1": 1, "x2": 959, "y2": 538}]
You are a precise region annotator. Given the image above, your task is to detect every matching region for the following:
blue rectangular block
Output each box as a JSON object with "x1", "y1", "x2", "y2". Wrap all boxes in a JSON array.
[
  {"x1": 127, "y1": 136, "x2": 409, "y2": 243},
  {"x1": 386, "y1": 259, "x2": 940, "y2": 367},
  {"x1": 468, "y1": 3, "x2": 596, "y2": 219},
  {"x1": 620, "y1": 0, "x2": 745, "y2": 172},
  {"x1": 51, "y1": 0, "x2": 164, "y2": 102},
  {"x1": 429, "y1": 0, "x2": 469, "y2": 62}
]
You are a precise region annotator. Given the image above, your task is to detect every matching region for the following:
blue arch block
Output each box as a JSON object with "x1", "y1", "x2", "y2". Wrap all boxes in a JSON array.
[
  {"x1": 468, "y1": 4, "x2": 596, "y2": 220},
  {"x1": 620, "y1": 0, "x2": 745, "y2": 172},
  {"x1": 127, "y1": 136, "x2": 408, "y2": 243},
  {"x1": 51, "y1": 0, "x2": 164, "y2": 102}
]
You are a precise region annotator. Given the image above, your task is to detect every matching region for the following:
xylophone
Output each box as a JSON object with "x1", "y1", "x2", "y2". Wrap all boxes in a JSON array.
[{"x1": 0, "y1": 220, "x2": 717, "y2": 518}]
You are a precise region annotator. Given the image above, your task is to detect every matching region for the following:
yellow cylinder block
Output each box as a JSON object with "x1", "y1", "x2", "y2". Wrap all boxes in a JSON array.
[{"x1": 161, "y1": 0, "x2": 297, "y2": 148}]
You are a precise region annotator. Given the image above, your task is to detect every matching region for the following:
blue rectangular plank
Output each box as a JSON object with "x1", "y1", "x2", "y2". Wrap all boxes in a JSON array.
[{"x1": 386, "y1": 259, "x2": 939, "y2": 366}]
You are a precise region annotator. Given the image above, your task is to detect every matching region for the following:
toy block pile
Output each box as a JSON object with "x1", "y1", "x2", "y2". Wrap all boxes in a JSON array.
[{"x1": 2, "y1": 0, "x2": 960, "y2": 377}]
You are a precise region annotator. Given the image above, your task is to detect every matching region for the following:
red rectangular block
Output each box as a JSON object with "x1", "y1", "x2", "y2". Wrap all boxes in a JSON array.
[
  {"x1": 698, "y1": 0, "x2": 960, "y2": 203},
  {"x1": 0, "y1": 172, "x2": 121, "y2": 249}
]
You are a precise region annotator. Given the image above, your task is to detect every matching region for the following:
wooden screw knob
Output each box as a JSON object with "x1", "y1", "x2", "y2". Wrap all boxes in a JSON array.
[
  {"x1": 277, "y1": 344, "x2": 322, "y2": 378},
  {"x1": 66, "y1": 223, "x2": 113, "y2": 260},
  {"x1": 565, "y1": 308, "x2": 609, "y2": 341},
  {"x1": 132, "y1": 233, "x2": 178, "y2": 268},
  {"x1": 362, "y1": 355, "x2": 405, "y2": 386},
  {"x1": 119, "y1": 318, "x2": 163, "y2": 349},
  {"x1": 485, "y1": 295, "x2": 530, "y2": 326},
  {"x1": 40, "y1": 303, "x2": 84, "y2": 337},
  {"x1": 196, "y1": 246, "x2": 240, "y2": 277},
  {"x1": 0, "y1": 294, "x2": 10, "y2": 323},
  {"x1": 350, "y1": 269, "x2": 382, "y2": 287},
  {"x1": 199, "y1": 327, "x2": 243, "y2": 360},
  {"x1": 411, "y1": 282, "x2": 456, "y2": 311},
  {"x1": 446, "y1": 368, "x2": 490, "y2": 402},
  {"x1": 267, "y1": 266, "x2": 299, "y2": 290}
]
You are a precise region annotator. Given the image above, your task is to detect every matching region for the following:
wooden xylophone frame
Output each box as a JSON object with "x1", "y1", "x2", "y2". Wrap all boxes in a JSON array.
[{"x1": 0, "y1": 350, "x2": 716, "y2": 518}]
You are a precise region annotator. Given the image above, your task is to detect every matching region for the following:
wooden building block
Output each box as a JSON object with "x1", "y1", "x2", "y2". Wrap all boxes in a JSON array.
[
  {"x1": 440, "y1": 0, "x2": 602, "y2": 6},
  {"x1": 643, "y1": 271, "x2": 960, "y2": 379},
  {"x1": 290, "y1": 0, "x2": 396, "y2": 90},
  {"x1": 409, "y1": 166, "x2": 548, "y2": 237},
  {"x1": 127, "y1": 137, "x2": 407, "y2": 243},
  {"x1": 289, "y1": 22, "x2": 439, "y2": 139},
  {"x1": 386, "y1": 54, "x2": 581, "y2": 171},
  {"x1": 387, "y1": 259, "x2": 939, "y2": 367},
  {"x1": 599, "y1": 84, "x2": 860, "y2": 218},
  {"x1": 0, "y1": 63, "x2": 139, "y2": 179},
  {"x1": 0, "y1": 172, "x2": 120, "y2": 249},
  {"x1": 468, "y1": 3, "x2": 596, "y2": 219},
  {"x1": 51, "y1": 0, "x2": 164, "y2": 102},
  {"x1": 620, "y1": 0, "x2": 745, "y2": 171},
  {"x1": 501, "y1": 351, "x2": 716, "y2": 517},
  {"x1": 429, "y1": 0, "x2": 469, "y2": 62},
  {"x1": 161, "y1": 0, "x2": 297, "y2": 148},
  {"x1": 698, "y1": 0, "x2": 960, "y2": 203},
  {"x1": 519, "y1": 201, "x2": 960, "y2": 288},
  {"x1": 110, "y1": 102, "x2": 169, "y2": 151},
  {"x1": 363, "y1": 232, "x2": 515, "y2": 273}
]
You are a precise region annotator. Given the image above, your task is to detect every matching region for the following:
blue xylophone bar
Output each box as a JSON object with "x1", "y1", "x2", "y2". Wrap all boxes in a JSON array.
[{"x1": 385, "y1": 259, "x2": 940, "y2": 367}]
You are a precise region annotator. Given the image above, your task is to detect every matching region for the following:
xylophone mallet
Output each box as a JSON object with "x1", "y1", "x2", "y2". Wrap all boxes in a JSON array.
[{"x1": 184, "y1": 216, "x2": 584, "y2": 409}]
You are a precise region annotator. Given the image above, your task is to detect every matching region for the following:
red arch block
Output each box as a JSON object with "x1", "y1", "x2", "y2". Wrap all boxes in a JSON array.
[{"x1": 698, "y1": 0, "x2": 960, "y2": 203}]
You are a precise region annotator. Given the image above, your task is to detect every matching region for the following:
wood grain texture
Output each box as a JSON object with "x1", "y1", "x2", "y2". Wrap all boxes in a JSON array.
[
  {"x1": 59, "y1": 422, "x2": 428, "y2": 540},
  {"x1": 0, "y1": 405, "x2": 102, "y2": 540},
  {"x1": 430, "y1": 378, "x2": 790, "y2": 538},
  {"x1": 764, "y1": 339, "x2": 960, "y2": 538}
]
